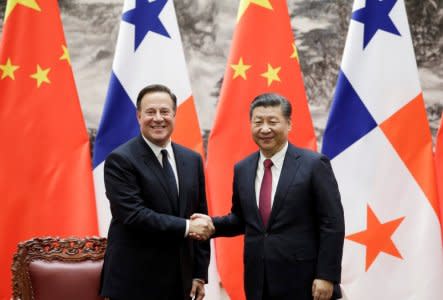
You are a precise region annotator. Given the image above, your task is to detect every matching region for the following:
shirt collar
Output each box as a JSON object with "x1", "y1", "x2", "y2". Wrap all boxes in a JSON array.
[
  {"x1": 141, "y1": 134, "x2": 173, "y2": 159},
  {"x1": 259, "y1": 142, "x2": 288, "y2": 170}
]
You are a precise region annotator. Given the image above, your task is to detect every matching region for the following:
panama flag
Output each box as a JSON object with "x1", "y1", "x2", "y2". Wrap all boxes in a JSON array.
[
  {"x1": 322, "y1": 0, "x2": 443, "y2": 298},
  {"x1": 93, "y1": 0, "x2": 203, "y2": 234},
  {"x1": 91, "y1": 0, "x2": 223, "y2": 296}
]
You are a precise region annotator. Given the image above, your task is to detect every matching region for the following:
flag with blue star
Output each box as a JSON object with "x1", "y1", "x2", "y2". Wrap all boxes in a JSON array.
[
  {"x1": 352, "y1": 0, "x2": 401, "y2": 49},
  {"x1": 93, "y1": 2, "x2": 216, "y2": 295},
  {"x1": 322, "y1": 0, "x2": 443, "y2": 298},
  {"x1": 94, "y1": 0, "x2": 204, "y2": 234},
  {"x1": 122, "y1": 0, "x2": 170, "y2": 51},
  {"x1": 93, "y1": 0, "x2": 220, "y2": 300}
]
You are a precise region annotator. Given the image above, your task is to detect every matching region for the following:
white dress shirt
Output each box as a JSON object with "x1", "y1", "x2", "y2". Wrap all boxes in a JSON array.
[
  {"x1": 254, "y1": 142, "x2": 288, "y2": 208},
  {"x1": 142, "y1": 136, "x2": 179, "y2": 193}
]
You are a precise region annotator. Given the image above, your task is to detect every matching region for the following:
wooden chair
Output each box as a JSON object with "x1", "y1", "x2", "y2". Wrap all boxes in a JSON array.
[{"x1": 11, "y1": 237, "x2": 107, "y2": 300}]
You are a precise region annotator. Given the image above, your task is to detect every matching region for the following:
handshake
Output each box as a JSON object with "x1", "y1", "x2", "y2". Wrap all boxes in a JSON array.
[{"x1": 188, "y1": 213, "x2": 214, "y2": 241}]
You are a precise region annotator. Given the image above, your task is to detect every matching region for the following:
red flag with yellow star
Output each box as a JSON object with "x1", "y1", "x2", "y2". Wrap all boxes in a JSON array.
[
  {"x1": 0, "y1": 1, "x2": 98, "y2": 298},
  {"x1": 206, "y1": 0, "x2": 316, "y2": 298}
]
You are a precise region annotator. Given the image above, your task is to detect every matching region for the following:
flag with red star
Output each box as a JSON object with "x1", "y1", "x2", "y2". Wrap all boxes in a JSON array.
[
  {"x1": 206, "y1": 0, "x2": 316, "y2": 299},
  {"x1": 0, "y1": 1, "x2": 98, "y2": 298},
  {"x1": 322, "y1": 0, "x2": 443, "y2": 298}
]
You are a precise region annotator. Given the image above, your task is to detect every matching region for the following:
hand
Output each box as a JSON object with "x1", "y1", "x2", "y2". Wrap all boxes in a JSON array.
[
  {"x1": 189, "y1": 213, "x2": 214, "y2": 240},
  {"x1": 191, "y1": 213, "x2": 212, "y2": 223},
  {"x1": 190, "y1": 279, "x2": 205, "y2": 300},
  {"x1": 312, "y1": 278, "x2": 333, "y2": 300}
]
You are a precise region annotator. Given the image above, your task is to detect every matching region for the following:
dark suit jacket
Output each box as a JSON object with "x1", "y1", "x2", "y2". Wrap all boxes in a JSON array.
[
  {"x1": 99, "y1": 135, "x2": 210, "y2": 300},
  {"x1": 213, "y1": 144, "x2": 344, "y2": 300}
]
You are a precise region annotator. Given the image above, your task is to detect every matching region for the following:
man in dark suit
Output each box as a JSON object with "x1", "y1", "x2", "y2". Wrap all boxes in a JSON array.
[
  {"x1": 100, "y1": 84, "x2": 213, "y2": 300},
  {"x1": 193, "y1": 93, "x2": 345, "y2": 300}
]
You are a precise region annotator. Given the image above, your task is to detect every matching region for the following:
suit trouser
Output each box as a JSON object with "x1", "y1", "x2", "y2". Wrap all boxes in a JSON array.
[
  {"x1": 261, "y1": 266, "x2": 339, "y2": 300},
  {"x1": 109, "y1": 268, "x2": 188, "y2": 300},
  {"x1": 109, "y1": 285, "x2": 188, "y2": 300}
]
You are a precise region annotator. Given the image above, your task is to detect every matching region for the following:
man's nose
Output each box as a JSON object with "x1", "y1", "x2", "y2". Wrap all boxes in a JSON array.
[
  {"x1": 261, "y1": 124, "x2": 271, "y2": 132},
  {"x1": 153, "y1": 111, "x2": 163, "y2": 120}
]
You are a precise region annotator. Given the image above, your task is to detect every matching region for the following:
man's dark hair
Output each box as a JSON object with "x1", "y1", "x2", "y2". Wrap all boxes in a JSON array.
[
  {"x1": 136, "y1": 84, "x2": 177, "y2": 111},
  {"x1": 249, "y1": 93, "x2": 292, "y2": 120}
]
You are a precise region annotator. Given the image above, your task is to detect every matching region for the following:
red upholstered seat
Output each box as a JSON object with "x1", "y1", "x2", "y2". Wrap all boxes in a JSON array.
[{"x1": 12, "y1": 237, "x2": 107, "y2": 300}]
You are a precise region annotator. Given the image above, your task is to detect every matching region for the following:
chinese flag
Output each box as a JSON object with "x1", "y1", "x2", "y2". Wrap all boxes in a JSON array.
[
  {"x1": 206, "y1": 0, "x2": 316, "y2": 299},
  {"x1": 0, "y1": 1, "x2": 98, "y2": 298},
  {"x1": 436, "y1": 113, "x2": 443, "y2": 231}
]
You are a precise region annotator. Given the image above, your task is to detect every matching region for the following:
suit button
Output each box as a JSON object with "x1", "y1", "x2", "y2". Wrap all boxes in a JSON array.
[{"x1": 264, "y1": 233, "x2": 268, "y2": 237}]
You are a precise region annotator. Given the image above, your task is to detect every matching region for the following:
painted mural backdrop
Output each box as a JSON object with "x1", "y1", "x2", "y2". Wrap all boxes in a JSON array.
[{"x1": 0, "y1": 0, "x2": 440, "y2": 148}]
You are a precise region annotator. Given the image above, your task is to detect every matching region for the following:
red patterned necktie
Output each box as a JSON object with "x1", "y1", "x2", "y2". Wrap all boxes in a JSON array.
[{"x1": 259, "y1": 159, "x2": 273, "y2": 227}]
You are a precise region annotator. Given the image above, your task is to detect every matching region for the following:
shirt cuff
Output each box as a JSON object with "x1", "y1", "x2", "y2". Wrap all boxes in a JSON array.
[
  {"x1": 185, "y1": 219, "x2": 189, "y2": 237},
  {"x1": 193, "y1": 278, "x2": 205, "y2": 284}
]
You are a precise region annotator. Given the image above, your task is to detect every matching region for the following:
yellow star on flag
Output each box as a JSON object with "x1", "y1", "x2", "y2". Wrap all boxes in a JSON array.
[
  {"x1": 0, "y1": 58, "x2": 20, "y2": 80},
  {"x1": 237, "y1": 0, "x2": 273, "y2": 22},
  {"x1": 60, "y1": 45, "x2": 71, "y2": 65},
  {"x1": 5, "y1": 0, "x2": 41, "y2": 22},
  {"x1": 231, "y1": 57, "x2": 251, "y2": 80},
  {"x1": 30, "y1": 64, "x2": 51, "y2": 87},
  {"x1": 290, "y1": 42, "x2": 299, "y2": 62},
  {"x1": 261, "y1": 63, "x2": 281, "y2": 86}
]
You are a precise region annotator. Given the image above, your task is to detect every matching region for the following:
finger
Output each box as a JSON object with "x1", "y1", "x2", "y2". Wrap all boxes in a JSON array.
[
  {"x1": 196, "y1": 291, "x2": 205, "y2": 300},
  {"x1": 324, "y1": 291, "x2": 332, "y2": 300},
  {"x1": 207, "y1": 221, "x2": 215, "y2": 230},
  {"x1": 312, "y1": 288, "x2": 320, "y2": 300},
  {"x1": 196, "y1": 285, "x2": 205, "y2": 300},
  {"x1": 193, "y1": 235, "x2": 204, "y2": 241},
  {"x1": 321, "y1": 291, "x2": 331, "y2": 300},
  {"x1": 189, "y1": 233, "x2": 203, "y2": 240},
  {"x1": 192, "y1": 213, "x2": 207, "y2": 220},
  {"x1": 190, "y1": 282, "x2": 197, "y2": 298}
]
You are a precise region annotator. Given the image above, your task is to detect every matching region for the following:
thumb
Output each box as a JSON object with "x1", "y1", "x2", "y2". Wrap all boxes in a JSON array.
[{"x1": 191, "y1": 213, "x2": 205, "y2": 220}]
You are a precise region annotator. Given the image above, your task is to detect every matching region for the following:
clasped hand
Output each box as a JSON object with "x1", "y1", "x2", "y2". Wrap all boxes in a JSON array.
[{"x1": 188, "y1": 213, "x2": 214, "y2": 240}]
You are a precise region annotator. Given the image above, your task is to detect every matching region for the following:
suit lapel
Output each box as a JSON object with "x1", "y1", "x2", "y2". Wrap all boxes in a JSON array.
[
  {"x1": 137, "y1": 136, "x2": 178, "y2": 213},
  {"x1": 267, "y1": 145, "x2": 301, "y2": 227},
  {"x1": 243, "y1": 152, "x2": 264, "y2": 229}
]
